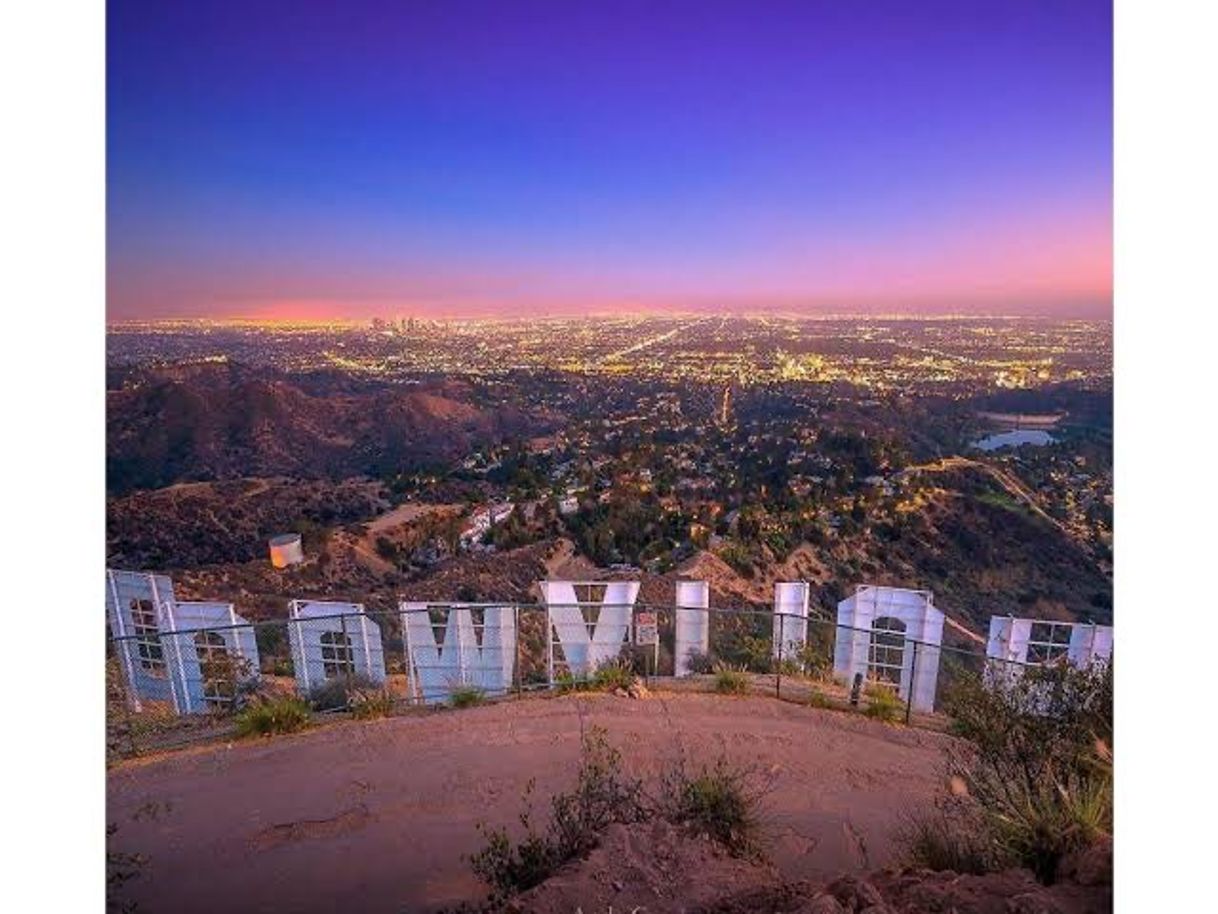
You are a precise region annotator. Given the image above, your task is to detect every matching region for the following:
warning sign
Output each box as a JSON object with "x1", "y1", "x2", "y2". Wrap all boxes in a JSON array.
[{"x1": 635, "y1": 612, "x2": 659, "y2": 646}]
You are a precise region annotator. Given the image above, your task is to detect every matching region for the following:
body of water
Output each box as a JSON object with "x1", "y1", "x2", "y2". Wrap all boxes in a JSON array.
[{"x1": 973, "y1": 429, "x2": 1056, "y2": 451}]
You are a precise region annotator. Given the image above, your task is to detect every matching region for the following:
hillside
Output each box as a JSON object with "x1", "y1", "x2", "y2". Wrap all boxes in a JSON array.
[
  {"x1": 108, "y1": 462, "x2": 1108, "y2": 643},
  {"x1": 106, "y1": 362, "x2": 550, "y2": 494},
  {"x1": 106, "y1": 477, "x2": 389, "y2": 568},
  {"x1": 872, "y1": 464, "x2": 1112, "y2": 628},
  {"x1": 160, "y1": 511, "x2": 1106, "y2": 647}
]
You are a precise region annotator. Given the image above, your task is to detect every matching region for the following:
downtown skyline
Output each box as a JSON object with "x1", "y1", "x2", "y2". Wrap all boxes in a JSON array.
[{"x1": 108, "y1": 0, "x2": 1112, "y2": 321}]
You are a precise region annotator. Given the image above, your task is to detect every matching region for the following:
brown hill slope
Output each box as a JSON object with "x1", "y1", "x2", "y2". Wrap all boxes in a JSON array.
[
  {"x1": 858, "y1": 474, "x2": 1112, "y2": 630},
  {"x1": 110, "y1": 460, "x2": 1107, "y2": 643},
  {"x1": 130, "y1": 481, "x2": 1107, "y2": 640},
  {"x1": 106, "y1": 362, "x2": 547, "y2": 493},
  {"x1": 106, "y1": 477, "x2": 389, "y2": 568}
]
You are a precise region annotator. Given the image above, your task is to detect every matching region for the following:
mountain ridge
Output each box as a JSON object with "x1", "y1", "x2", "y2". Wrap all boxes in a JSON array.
[{"x1": 106, "y1": 362, "x2": 549, "y2": 494}]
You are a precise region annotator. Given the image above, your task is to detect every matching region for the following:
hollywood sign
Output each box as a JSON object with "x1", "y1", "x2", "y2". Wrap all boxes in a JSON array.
[
  {"x1": 984, "y1": 615, "x2": 1113, "y2": 695},
  {"x1": 105, "y1": 570, "x2": 260, "y2": 715},
  {"x1": 401, "y1": 603, "x2": 516, "y2": 704},
  {"x1": 106, "y1": 568, "x2": 1111, "y2": 716}
]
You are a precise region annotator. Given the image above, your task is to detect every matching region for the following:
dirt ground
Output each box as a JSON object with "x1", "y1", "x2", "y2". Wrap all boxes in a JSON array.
[
  {"x1": 515, "y1": 825, "x2": 1113, "y2": 914},
  {"x1": 514, "y1": 819, "x2": 784, "y2": 914},
  {"x1": 107, "y1": 692, "x2": 957, "y2": 913}
]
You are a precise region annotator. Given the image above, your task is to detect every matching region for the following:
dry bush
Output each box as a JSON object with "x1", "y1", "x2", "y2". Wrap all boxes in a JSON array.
[
  {"x1": 469, "y1": 728, "x2": 646, "y2": 899},
  {"x1": 234, "y1": 695, "x2": 311, "y2": 737},
  {"x1": 806, "y1": 690, "x2": 834, "y2": 710},
  {"x1": 106, "y1": 822, "x2": 146, "y2": 913},
  {"x1": 863, "y1": 683, "x2": 904, "y2": 722},
  {"x1": 468, "y1": 728, "x2": 767, "y2": 903},
  {"x1": 307, "y1": 673, "x2": 381, "y2": 712},
  {"x1": 349, "y1": 688, "x2": 396, "y2": 719},
  {"x1": 684, "y1": 649, "x2": 716, "y2": 675},
  {"x1": 903, "y1": 662, "x2": 1113, "y2": 884},
  {"x1": 449, "y1": 682, "x2": 488, "y2": 709},
  {"x1": 652, "y1": 756, "x2": 770, "y2": 859},
  {"x1": 713, "y1": 664, "x2": 750, "y2": 695},
  {"x1": 591, "y1": 656, "x2": 637, "y2": 692},
  {"x1": 896, "y1": 798, "x2": 993, "y2": 875}
]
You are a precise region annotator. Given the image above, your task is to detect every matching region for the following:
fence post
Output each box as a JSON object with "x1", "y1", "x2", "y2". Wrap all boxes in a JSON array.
[
  {"x1": 110, "y1": 643, "x2": 141, "y2": 758},
  {"x1": 514, "y1": 605, "x2": 523, "y2": 699},
  {"x1": 403, "y1": 610, "x2": 415, "y2": 707},
  {"x1": 340, "y1": 613, "x2": 353, "y2": 696},
  {"x1": 546, "y1": 606, "x2": 554, "y2": 688},
  {"x1": 775, "y1": 620, "x2": 783, "y2": 700},
  {"x1": 906, "y1": 639, "x2": 917, "y2": 725},
  {"x1": 652, "y1": 609, "x2": 659, "y2": 684}
]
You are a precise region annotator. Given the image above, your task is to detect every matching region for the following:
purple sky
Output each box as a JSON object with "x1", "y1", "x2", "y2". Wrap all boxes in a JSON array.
[{"x1": 107, "y1": 0, "x2": 1112, "y2": 321}]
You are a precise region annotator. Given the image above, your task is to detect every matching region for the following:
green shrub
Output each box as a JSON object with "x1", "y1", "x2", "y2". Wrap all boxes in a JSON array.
[
  {"x1": 196, "y1": 653, "x2": 259, "y2": 713},
  {"x1": 547, "y1": 729, "x2": 647, "y2": 853},
  {"x1": 554, "y1": 669, "x2": 592, "y2": 694},
  {"x1": 349, "y1": 688, "x2": 395, "y2": 720},
  {"x1": 449, "y1": 683, "x2": 487, "y2": 709},
  {"x1": 554, "y1": 657, "x2": 639, "y2": 695},
  {"x1": 896, "y1": 800, "x2": 993, "y2": 875},
  {"x1": 901, "y1": 767, "x2": 1112, "y2": 885},
  {"x1": 713, "y1": 664, "x2": 750, "y2": 696},
  {"x1": 468, "y1": 730, "x2": 767, "y2": 905},
  {"x1": 773, "y1": 657, "x2": 804, "y2": 677},
  {"x1": 308, "y1": 673, "x2": 381, "y2": 712},
  {"x1": 469, "y1": 729, "x2": 645, "y2": 900},
  {"x1": 793, "y1": 633, "x2": 835, "y2": 680},
  {"x1": 945, "y1": 662, "x2": 1112, "y2": 762},
  {"x1": 657, "y1": 757, "x2": 765, "y2": 859},
  {"x1": 620, "y1": 642, "x2": 667, "y2": 676},
  {"x1": 903, "y1": 663, "x2": 1113, "y2": 885},
  {"x1": 591, "y1": 657, "x2": 637, "y2": 692},
  {"x1": 234, "y1": 696, "x2": 311, "y2": 738},
  {"x1": 982, "y1": 766, "x2": 1111, "y2": 883},
  {"x1": 685, "y1": 649, "x2": 716, "y2": 675},
  {"x1": 738, "y1": 635, "x2": 773, "y2": 673},
  {"x1": 806, "y1": 690, "x2": 834, "y2": 710},
  {"x1": 469, "y1": 797, "x2": 557, "y2": 901},
  {"x1": 710, "y1": 616, "x2": 772, "y2": 672},
  {"x1": 863, "y1": 683, "x2": 904, "y2": 722},
  {"x1": 268, "y1": 657, "x2": 294, "y2": 677},
  {"x1": 718, "y1": 542, "x2": 754, "y2": 577},
  {"x1": 771, "y1": 629, "x2": 835, "y2": 680}
]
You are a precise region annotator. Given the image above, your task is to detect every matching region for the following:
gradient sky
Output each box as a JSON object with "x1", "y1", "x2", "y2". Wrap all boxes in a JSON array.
[{"x1": 107, "y1": 0, "x2": 1112, "y2": 320}]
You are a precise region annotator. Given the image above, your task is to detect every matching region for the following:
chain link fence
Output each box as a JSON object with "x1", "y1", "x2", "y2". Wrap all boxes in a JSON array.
[{"x1": 105, "y1": 599, "x2": 1063, "y2": 762}]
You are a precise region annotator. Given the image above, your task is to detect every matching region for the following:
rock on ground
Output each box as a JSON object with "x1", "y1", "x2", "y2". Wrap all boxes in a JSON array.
[
  {"x1": 698, "y1": 866, "x2": 1112, "y2": 914},
  {"x1": 511, "y1": 831, "x2": 1113, "y2": 914}
]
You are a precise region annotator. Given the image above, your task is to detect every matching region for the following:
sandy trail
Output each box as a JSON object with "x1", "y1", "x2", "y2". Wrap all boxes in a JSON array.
[
  {"x1": 107, "y1": 693, "x2": 955, "y2": 913},
  {"x1": 365, "y1": 501, "x2": 459, "y2": 534}
]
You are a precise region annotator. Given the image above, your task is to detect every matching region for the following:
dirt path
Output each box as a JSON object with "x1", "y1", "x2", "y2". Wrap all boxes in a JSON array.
[
  {"x1": 945, "y1": 616, "x2": 987, "y2": 646},
  {"x1": 107, "y1": 693, "x2": 955, "y2": 913},
  {"x1": 366, "y1": 501, "x2": 459, "y2": 534},
  {"x1": 343, "y1": 501, "x2": 463, "y2": 575}
]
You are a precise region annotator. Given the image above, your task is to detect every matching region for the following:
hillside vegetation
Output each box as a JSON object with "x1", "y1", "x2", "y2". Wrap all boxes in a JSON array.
[
  {"x1": 110, "y1": 475, "x2": 1108, "y2": 644},
  {"x1": 106, "y1": 363, "x2": 1110, "y2": 635},
  {"x1": 107, "y1": 362, "x2": 548, "y2": 494}
]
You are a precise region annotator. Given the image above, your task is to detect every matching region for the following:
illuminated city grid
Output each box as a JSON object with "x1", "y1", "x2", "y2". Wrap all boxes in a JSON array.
[{"x1": 107, "y1": 315, "x2": 1111, "y2": 393}]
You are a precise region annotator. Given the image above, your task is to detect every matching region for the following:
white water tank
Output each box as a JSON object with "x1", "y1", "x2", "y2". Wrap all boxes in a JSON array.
[{"x1": 269, "y1": 533, "x2": 304, "y2": 568}]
